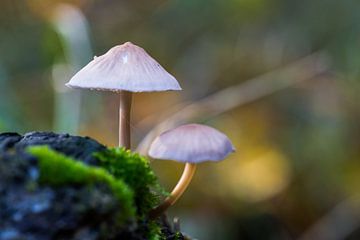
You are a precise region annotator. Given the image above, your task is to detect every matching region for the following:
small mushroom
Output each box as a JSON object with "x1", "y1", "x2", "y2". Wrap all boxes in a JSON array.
[
  {"x1": 148, "y1": 123, "x2": 234, "y2": 218},
  {"x1": 66, "y1": 42, "x2": 181, "y2": 149}
]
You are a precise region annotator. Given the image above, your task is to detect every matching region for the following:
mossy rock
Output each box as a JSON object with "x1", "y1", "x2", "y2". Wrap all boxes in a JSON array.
[{"x1": 0, "y1": 132, "x2": 184, "y2": 240}]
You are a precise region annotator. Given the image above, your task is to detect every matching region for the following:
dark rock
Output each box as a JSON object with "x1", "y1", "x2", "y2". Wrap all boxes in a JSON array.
[
  {"x1": 0, "y1": 132, "x2": 22, "y2": 152},
  {"x1": 0, "y1": 132, "x2": 119, "y2": 240},
  {"x1": 0, "y1": 132, "x2": 105, "y2": 165},
  {"x1": 0, "y1": 132, "x2": 183, "y2": 240}
]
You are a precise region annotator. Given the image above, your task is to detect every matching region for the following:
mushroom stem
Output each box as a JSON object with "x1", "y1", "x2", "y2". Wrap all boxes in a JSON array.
[
  {"x1": 149, "y1": 163, "x2": 197, "y2": 219},
  {"x1": 118, "y1": 90, "x2": 132, "y2": 149}
]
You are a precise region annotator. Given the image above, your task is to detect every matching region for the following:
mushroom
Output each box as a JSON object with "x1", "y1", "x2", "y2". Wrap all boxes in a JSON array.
[
  {"x1": 148, "y1": 123, "x2": 234, "y2": 218},
  {"x1": 66, "y1": 42, "x2": 181, "y2": 149}
]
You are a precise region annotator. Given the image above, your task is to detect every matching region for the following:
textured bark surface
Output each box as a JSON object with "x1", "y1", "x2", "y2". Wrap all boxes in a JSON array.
[{"x1": 0, "y1": 132, "x2": 184, "y2": 240}]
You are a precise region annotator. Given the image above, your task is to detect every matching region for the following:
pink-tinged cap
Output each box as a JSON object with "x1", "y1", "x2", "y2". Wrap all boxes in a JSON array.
[
  {"x1": 148, "y1": 124, "x2": 235, "y2": 163},
  {"x1": 66, "y1": 42, "x2": 181, "y2": 92}
]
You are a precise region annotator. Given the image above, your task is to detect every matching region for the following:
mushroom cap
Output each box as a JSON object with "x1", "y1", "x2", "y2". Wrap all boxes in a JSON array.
[
  {"x1": 66, "y1": 42, "x2": 181, "y2": 92},
  {"x1": 148, "y1": 124, "x2": 235, "y2": 163}
]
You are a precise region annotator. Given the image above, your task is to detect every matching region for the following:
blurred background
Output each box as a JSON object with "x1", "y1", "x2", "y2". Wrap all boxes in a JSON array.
[{"x1": 1, "y1": 0, "x2": 360, "y2": 239}]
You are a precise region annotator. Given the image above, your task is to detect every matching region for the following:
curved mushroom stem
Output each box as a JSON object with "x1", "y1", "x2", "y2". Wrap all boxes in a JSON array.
[
  {"x1": 119, "y1": 90, "x2": 132, "y2": 149},
  {"x1": 149, "y1": 163, "x2": 197, "y2": 219}
]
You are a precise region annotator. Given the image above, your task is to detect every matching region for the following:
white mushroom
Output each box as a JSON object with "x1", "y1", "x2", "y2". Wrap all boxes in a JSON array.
[
  {"x1": 148, "y1": 123, "x2": 234, "y2": 218},
  {"x1": 66, "y1": 42, "x2": 181, "y2": 149}
]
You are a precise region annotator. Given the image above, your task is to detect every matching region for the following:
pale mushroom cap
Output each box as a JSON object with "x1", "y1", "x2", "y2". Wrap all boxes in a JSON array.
[
  {"x1": 66, "y1": 42, "x2": 181, "y2": 92},
  {"x1": 148, "y1": 124, "x2": 235, "y2": 163}
]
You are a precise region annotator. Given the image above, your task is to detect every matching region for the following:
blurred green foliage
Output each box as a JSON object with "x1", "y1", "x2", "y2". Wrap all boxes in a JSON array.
[{"x1": 1, "y1": 0, "x2": 360, "y2": 239}]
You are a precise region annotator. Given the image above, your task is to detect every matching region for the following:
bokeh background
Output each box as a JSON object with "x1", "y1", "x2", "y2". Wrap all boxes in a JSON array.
[{"x1": 1, "y1": 0, "x2": 360, "y2": 239}]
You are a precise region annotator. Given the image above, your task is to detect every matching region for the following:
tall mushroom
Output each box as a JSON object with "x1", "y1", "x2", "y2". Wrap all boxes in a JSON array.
[
  {"x1": 148, "y1": 123, "x2": 234, "y2": 219},
  {"x1": 66, "y1": 42, "x2": 181, "y2": 149}
]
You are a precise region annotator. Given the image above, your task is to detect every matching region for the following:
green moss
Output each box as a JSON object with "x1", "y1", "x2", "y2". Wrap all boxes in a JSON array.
[
  {"x1": 147, "y1": 221, "x2": 165, "y2": 240},
  {"x1": 27, "y1": 146, "x2": 168, "y2": 239},
  {"x1": 95, "y1": 148, "x2": 166, "y2": 217},
  {"x1": 27, "y1": 146, "x2": 135, "y2": 219},
  {"x1": 174, "y1": 232, "x2": 182, "y2": 240}
]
